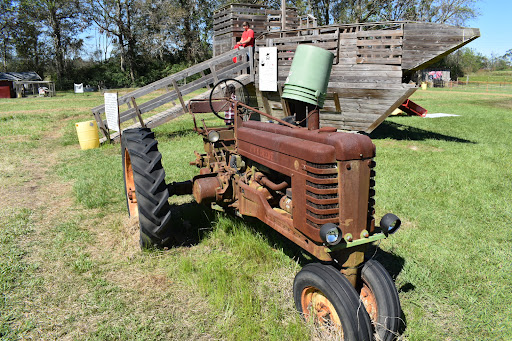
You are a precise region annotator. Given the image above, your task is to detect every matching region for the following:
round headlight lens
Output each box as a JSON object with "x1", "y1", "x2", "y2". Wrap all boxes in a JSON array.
[
  {"x1": 320, "y1": 223, "x2": 342, "y2": 246},
  {"x1": 207, "y1": 130, "x2": 220, "y2": 143},
  {"x1": 326, "y1": 229, "x2": 339, "y2": 244}
]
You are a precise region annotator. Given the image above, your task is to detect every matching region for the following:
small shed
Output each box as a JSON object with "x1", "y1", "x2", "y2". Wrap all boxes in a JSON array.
[
  {"x1": 0, "y1": 72, "x2": 55, "y2": 98},
  {"x1": 419, "y1": 70, "x2": 451, "y2": 87}
]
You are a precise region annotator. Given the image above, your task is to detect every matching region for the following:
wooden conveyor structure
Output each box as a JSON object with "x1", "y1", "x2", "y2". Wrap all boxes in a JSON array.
[{"x1": 92, "y1": 3, "x2": 479, "y2": 140}]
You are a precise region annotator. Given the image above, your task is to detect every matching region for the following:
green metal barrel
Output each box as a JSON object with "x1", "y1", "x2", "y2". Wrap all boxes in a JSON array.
[{"x1": 282, "y1": 44, "x2": 334, "y2": 108}]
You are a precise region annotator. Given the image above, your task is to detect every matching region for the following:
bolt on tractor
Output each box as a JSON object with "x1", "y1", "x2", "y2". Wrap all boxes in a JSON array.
[{"x1": 121, "y1": 46, "x2": 403, "y2": 341}]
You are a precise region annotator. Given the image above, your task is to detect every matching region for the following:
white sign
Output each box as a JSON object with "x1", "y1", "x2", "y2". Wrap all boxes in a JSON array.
[
  {"x1": 258, "y1": 47, "x2": 278, "y2": 92},
  {"x1": 74, "y1": 83, "x2": 84, "y2": 93},
  {"x1": 104, "y1": 92, "x2": 120, "y2": 132}
]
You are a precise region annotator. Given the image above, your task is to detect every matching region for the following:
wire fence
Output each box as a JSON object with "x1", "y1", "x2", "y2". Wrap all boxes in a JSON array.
[{"x1": 426, "y1": 80, "x2": 512, "y2": 94}]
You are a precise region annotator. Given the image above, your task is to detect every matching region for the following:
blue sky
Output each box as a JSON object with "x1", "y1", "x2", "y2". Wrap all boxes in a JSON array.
[{"x1": 465, "y1": 0, "x2": 511, "y2": 57}]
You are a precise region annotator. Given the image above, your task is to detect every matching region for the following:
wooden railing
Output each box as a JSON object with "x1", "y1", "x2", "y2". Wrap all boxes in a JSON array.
[{"x1": 92, "y1": 48, "x2": 253, "y2": 140}]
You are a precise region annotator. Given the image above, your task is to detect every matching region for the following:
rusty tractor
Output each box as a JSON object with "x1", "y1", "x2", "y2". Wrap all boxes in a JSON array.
[{"x1": 121, "y1": 77, "x2": 402, "y2": 340}]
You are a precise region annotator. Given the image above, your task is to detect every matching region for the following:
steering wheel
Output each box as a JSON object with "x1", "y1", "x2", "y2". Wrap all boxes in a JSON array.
[{"x1": 209, "y1": 78, "x2": 250, "y2": 122}]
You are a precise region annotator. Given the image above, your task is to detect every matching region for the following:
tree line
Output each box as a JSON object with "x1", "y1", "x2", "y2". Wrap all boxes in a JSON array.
[{"x1": 0, "y1": 0, "x2": 508, "y2": 90}]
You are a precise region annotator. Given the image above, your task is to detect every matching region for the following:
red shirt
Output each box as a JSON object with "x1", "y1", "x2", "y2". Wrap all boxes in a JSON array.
[{"x1": 241, "y1": 29, "x2": 254, "y2": 47}]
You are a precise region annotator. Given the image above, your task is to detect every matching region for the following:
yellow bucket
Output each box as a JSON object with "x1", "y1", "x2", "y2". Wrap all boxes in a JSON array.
[
  {"x1": 421, "y1": 82, "x2": 427, "y2": 90},
  {"x1": 76, "y1": 120, "x2": 100, "y2": 150}
]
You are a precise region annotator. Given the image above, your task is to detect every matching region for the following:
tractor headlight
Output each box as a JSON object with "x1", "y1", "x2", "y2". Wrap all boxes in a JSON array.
[
  {"x1": 207, "y1": 130, "x2": 220, "y2": 143},
  {"x1": 380, "y1": 213, "x2": 401, "y2": 235},
  {"x1": 320, "y1": 223, "x2": 342, "y2": 246}
]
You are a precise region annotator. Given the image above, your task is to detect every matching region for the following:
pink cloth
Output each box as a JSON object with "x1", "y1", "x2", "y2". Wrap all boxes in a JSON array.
[{"x1": 225, "y1": 93, "x2": 236, "y2": 124}]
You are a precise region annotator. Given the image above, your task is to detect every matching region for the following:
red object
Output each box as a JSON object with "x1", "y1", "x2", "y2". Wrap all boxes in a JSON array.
[
  {"x1": 232, "y1": 44, "x2": 242, "y2": 63},
  {"x1": 241, "y1": 28, "x2": 254, "y2": 47},
  {"x1": 399, "y1": 99, "x2": 427, "y2": 117},
  {"x1": 0, "y1": 85, "x2": 11, "y2": 98}
]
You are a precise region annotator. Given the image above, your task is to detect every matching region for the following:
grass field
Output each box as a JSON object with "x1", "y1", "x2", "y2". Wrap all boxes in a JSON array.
[
  {"x1": 466, "y1": 70, "x2": 512, "y2": 83},
  {"x1": 0, "y1": 87, "x2": 511, "y2": 340}
]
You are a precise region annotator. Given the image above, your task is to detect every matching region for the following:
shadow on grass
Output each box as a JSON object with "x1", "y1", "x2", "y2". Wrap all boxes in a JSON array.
[
  {"x1": 162, "y1": 129, "x2": 197, "y2": 140},
  {"x1": 168, "y1": 202, "x2": 216, "y2": 246},
  {"x1": 370, "y1": 121, "x2": 475, "y2": 143},
  {"x1": 169, "y1": 202, "x2": 411, "y2": 335}
]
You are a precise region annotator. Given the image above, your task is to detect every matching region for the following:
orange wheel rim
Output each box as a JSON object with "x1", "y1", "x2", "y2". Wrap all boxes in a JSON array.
[
  {"x1": 360, "y1": 283, "x2": 378, "y2": 322},
  {"x1": 124, "y1": 149, "x2": 138, "y2": 217},
  {"x1": 301, "y1": 286, "x2": 342, "y2": 332}
]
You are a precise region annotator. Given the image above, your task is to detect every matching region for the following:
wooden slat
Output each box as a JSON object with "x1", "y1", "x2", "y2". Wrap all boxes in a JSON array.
[
  {"x1": 110, "y1": 61, "x2": 250, "y2": 126},
  {"x1": 356, "y1": 39, "x2": 402, "y2": 46},
  {"x1": 92, "y1": 48, "x2": 248, "y2": 114},
  {"x1": 101, "y1": 74, "x2": 251, "y2": 143},
  {"x1": 356, "y1": 30, "x2": 403, "y2": 38}
]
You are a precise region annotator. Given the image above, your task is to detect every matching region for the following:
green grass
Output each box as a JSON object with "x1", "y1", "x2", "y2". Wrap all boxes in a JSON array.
[
  {"x1": 466, "y1": 70, "x2": 512, "y2": 83},
  {"x1": 0, "y1": 87, "x2": 511, "y2": 340}
]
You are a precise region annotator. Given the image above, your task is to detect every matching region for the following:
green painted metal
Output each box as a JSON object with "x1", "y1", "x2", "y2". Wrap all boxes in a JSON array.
[
  {"x1": 282, "y1": 44, "x2": 334, "y2": 108},
  {"x1": 325, "y1": 232, "x2": 387, "y2": 252}
]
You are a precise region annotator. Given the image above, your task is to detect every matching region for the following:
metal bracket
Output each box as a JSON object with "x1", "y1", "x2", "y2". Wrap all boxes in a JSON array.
[{"x1": 325, "y1": 232, "x2": 386, "y2": 252}]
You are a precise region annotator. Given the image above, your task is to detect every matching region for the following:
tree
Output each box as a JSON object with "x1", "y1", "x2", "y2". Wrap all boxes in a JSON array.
[
  {"x1": 382, "y1": 0, "x2": 479, "y2": 25},
  {"x1": 297, "y1": 0, "x2": 479, "y2": 26},
  {"x1": 0, "y1": 0, "x2": 16, "y2": 71},
  {"x1": 13, "y1": 1, "x2": 46, "y2": 74},
  {"x1": 84, "y1": 0, "x2": 139, "y2": 85},
  {"x1": 23, "y1": 0, "x2": 84, "y2": 86}
]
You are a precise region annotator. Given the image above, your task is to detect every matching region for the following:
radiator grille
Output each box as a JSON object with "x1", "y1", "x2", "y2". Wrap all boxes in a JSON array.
[{"x1": 306, "y1": 162, "x2": 339, "y2": 228}]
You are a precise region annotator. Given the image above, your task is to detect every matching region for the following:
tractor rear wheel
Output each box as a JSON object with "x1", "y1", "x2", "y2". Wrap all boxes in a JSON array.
[
  {"x1": 293, "y1": 263, "x2": 372, "y2": 341},
  {"x1": 360, "y1": 259, "x2": 401, "y2": 341},
  {"x1": 121, "y1": 128, "x2": 174, "y2": 248}
]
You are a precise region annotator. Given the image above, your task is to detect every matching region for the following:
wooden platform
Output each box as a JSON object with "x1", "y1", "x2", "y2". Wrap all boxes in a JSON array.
[
  {"x1": 250, "y1": 21, "x2": 479, "y2": 132},
  {"x1": 211, "y1": 6, "x2": 479, "y2": 132}
]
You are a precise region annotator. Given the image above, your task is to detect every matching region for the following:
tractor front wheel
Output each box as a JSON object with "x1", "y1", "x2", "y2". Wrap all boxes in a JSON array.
[
  {"x1": 360, "y1": 259, "x2": 402, "y2": 341},
  {"x1": 121, "y1": 128, "x2": 174, "y2": 248},
  {"x1": 293, "y1": 263, "x2": 373, "y2": 341}
]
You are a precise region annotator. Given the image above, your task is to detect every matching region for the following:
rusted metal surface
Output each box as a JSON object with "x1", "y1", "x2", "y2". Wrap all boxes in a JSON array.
[
  {"x1": 360, "y1": 284, "x2": 378, "y2": 322},
  {"x1": 337, "y1": 159, "x2": 371, "y2": 239},
  {"x1": 307, "y1": 109, "x2": 319, "y2": 130},
  {"x1": 238, "y1": 121, "x2": 375, "y2": 161},
  {"x1": 189, "y1": 99, "x2": 231, "y2": 114},
  {"x1": 301, "y1": 286, "x2": 342, "y2": 332},
  {"x1": 123, "y1": 149, "x2": 138, "y2": 217},
  {"x1": 335, "y1": 245, "x2": 367, "y2": 287},
  {"x1": 254, "y1": 172, "x2": 289, "y2": 191},
  {"x1": 236, "y1": 120, "x2": 375, "y2": 245},
  {"x1": 238, "y1": 180, "x2": 332, "y2": 261},
  {"x1": 192, "y1": 176, "x2": 221, "y2": 204},
  {"x1": 187, "y1": 95, "x2": 382, "y2": 267},
  {"x1": 279, "y1": 196, "x2": 293, "y2": 214}
]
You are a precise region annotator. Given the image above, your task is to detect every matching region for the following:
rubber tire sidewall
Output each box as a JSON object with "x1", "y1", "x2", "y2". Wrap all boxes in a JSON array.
[
  {"x1": 121, "y1": 128, "x2": 173, "y2": 248},
  {"x1": 293, "y1": 263, "x2": 372, "y2": 341},
  {"x1": 361, "y1": 259, "x2": 401, "y2": 341}
]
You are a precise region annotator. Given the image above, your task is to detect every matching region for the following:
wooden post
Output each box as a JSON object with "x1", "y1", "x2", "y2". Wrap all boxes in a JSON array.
[
  {"x1": 93, "y1": 111, "x2": 109, "y2": 140},
  {"x1": 277, "y1": 84, "x2": 290, "y2": 117},
  {"x1": 248, "y1": 48, "x2": 254, "y2": 82},
  {"x1": 172, "y1": 79, "x2": 188, "y2": 114},
  {"x1": 333, "y1": 93, "x2": 342, "y2": 113},
  {"x1": 126, "y1": 101, "x2": 137, "y2": 123},
  {"x1": 200, "y1": 70, "x2": 211, "y2": 89},
  {"x1": 281, "y1": 0, "x2": 286, "y2": 30},
  {"x1": 209, "y1": 63, "x2": 219, "y2": 85},
  {"x1": 259, "y1": 90, "x2": 272, "y2": 117},
  {"x1": 130, "y1": 97, "x2": 146, "y2": 128}
]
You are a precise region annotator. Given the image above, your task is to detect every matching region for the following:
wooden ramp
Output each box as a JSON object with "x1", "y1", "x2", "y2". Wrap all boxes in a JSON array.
[
  {"x1": 92, "y1": 48, "x2": 253, "y2": 143},
  {"x1": 103, "y1": 74, "x2": 251, "y2": 142}
]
